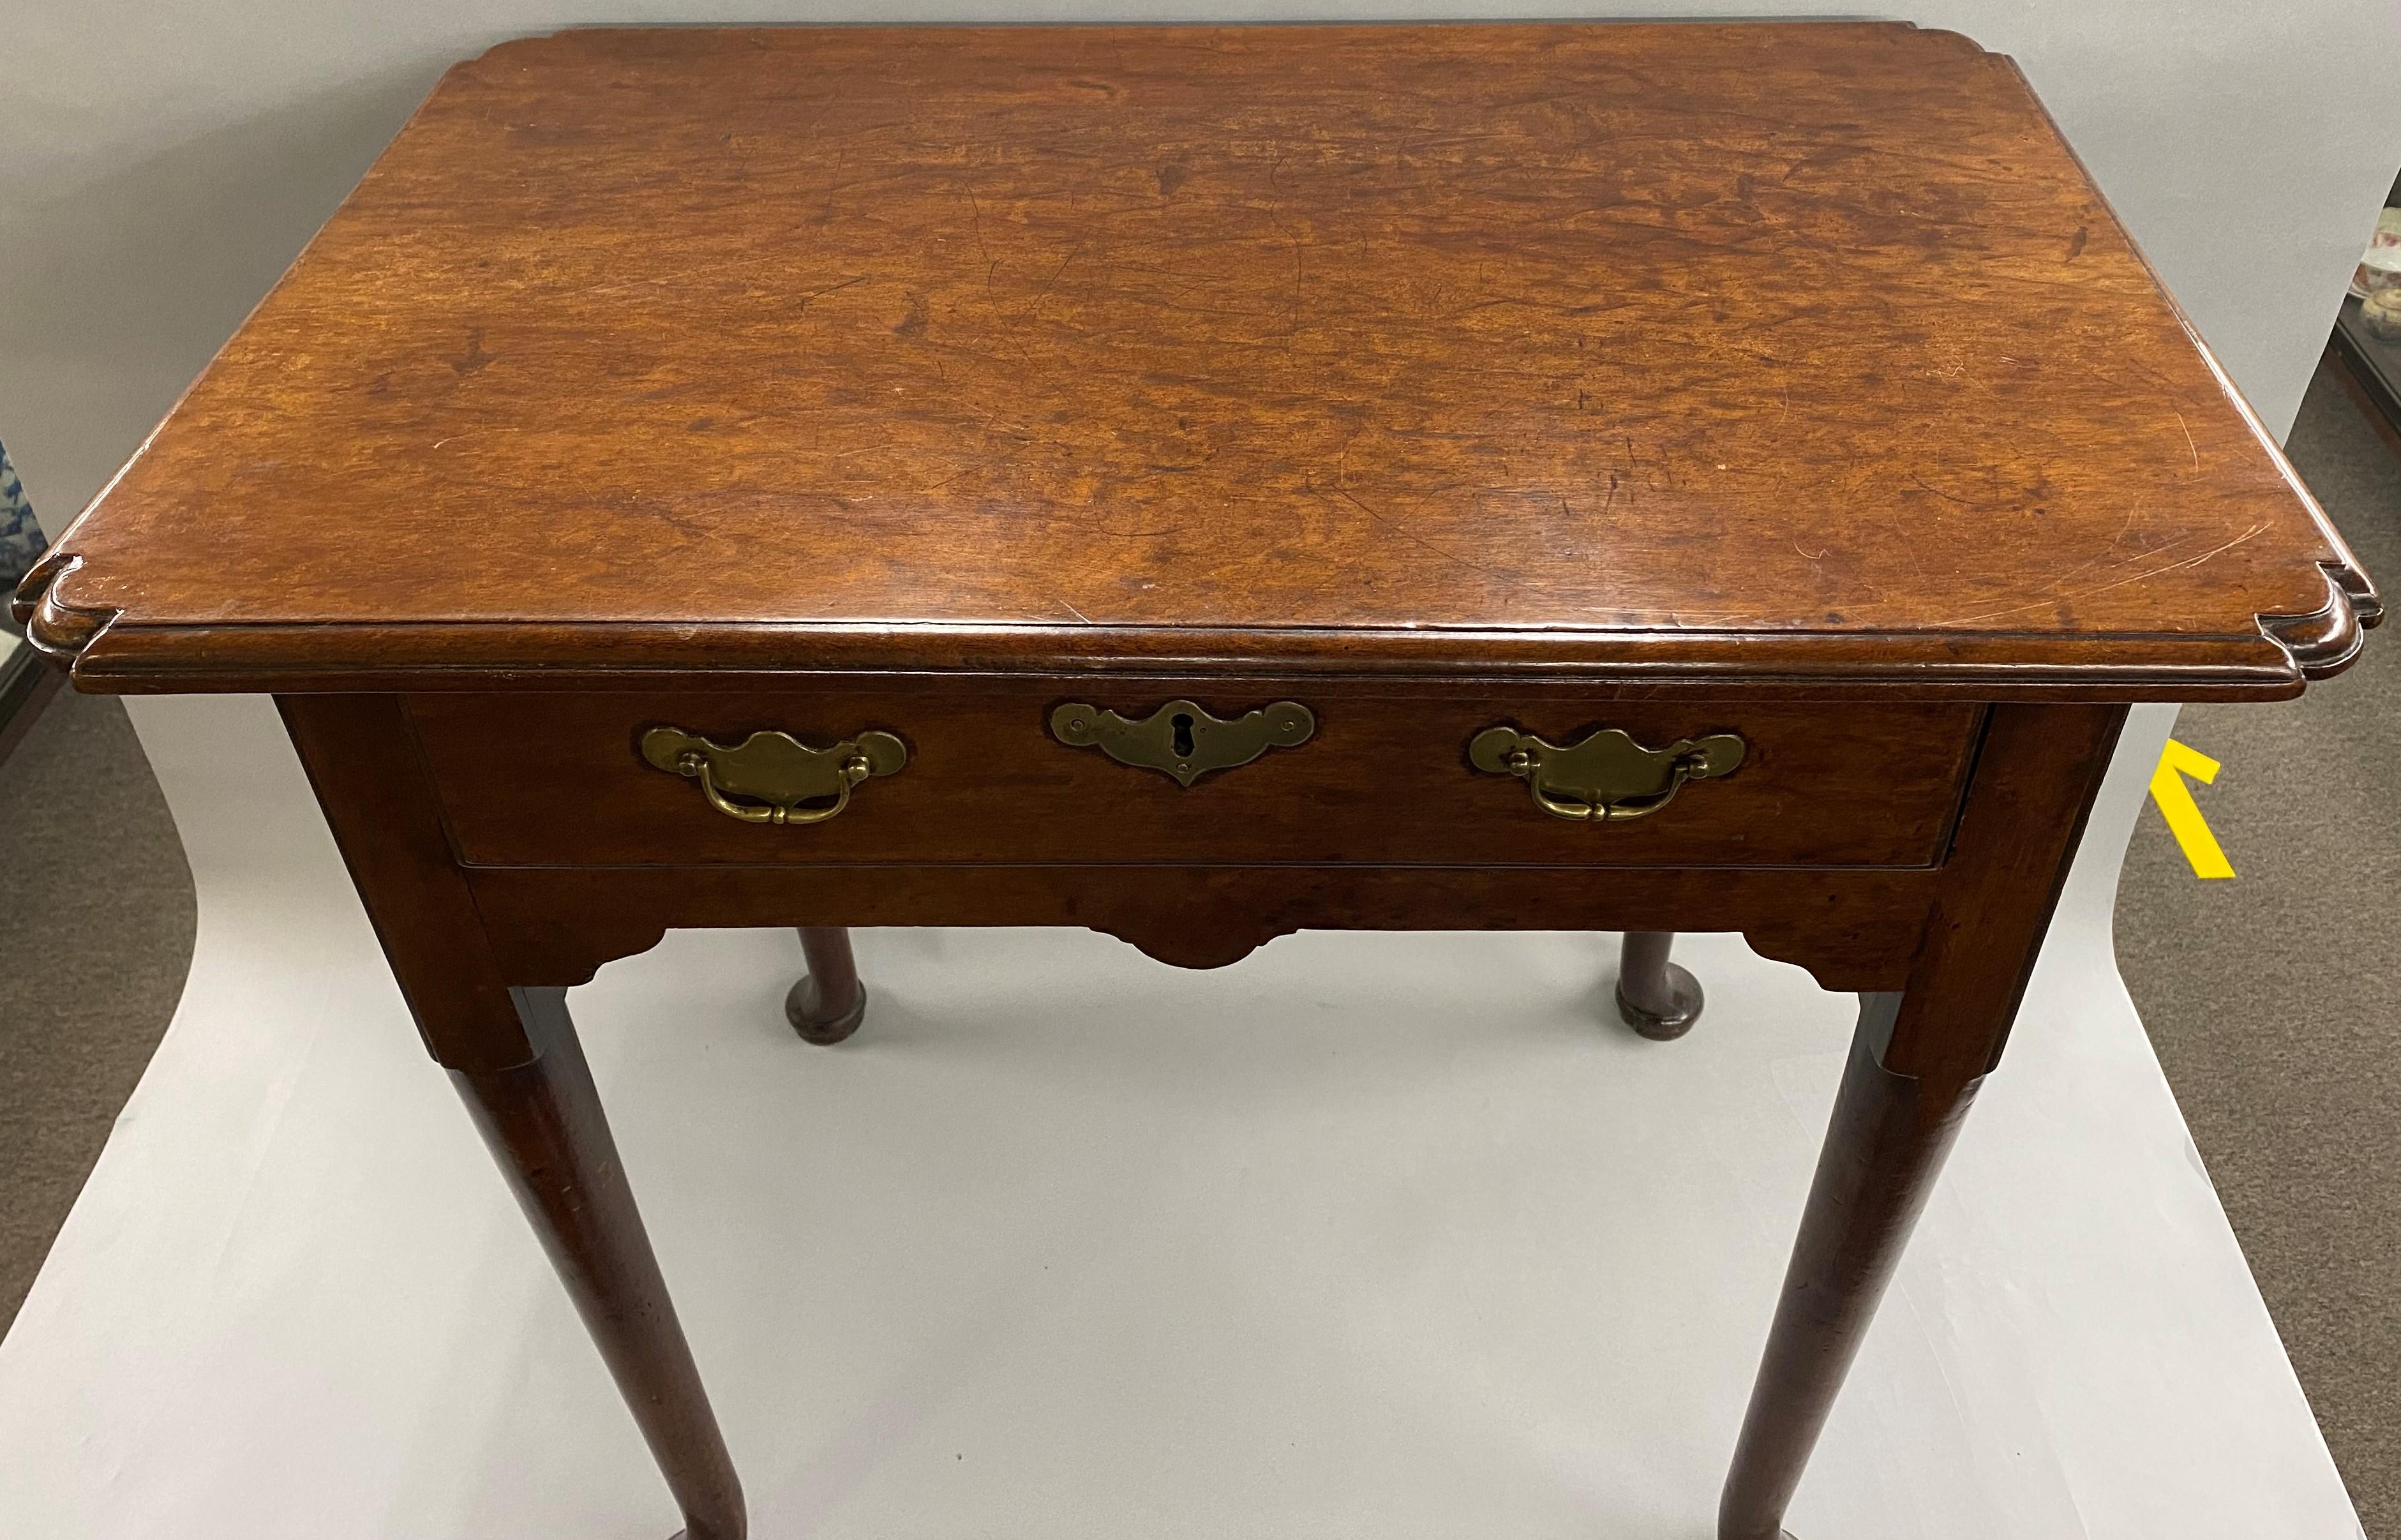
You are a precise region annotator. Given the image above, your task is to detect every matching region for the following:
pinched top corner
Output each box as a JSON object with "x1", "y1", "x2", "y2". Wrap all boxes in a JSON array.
[
  {"x1": 2257, "y1": 560, "x2": 2382, "y2": 681},
  {"x1": 10, "y1": 549, "x2": 116, "y2": 669}
]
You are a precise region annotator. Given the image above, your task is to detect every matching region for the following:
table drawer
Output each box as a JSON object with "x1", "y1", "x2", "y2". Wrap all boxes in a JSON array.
[{"x1": 408, "y1": 691, "x2": 1981, "y2": 869}]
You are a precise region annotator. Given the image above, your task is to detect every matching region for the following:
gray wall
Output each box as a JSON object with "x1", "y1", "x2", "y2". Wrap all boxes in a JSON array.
[{"x1": 3, "y1": 1, "x2": 2396, "y2": 546}]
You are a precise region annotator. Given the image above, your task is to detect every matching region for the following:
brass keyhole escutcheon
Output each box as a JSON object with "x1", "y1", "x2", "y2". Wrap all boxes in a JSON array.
[
  {"x1": 1469, "y1": 724, "x2": 1746, "y2": 822},
  {"x1": 1052, "y1": 699, "x2": 1314, "y2": 786}
]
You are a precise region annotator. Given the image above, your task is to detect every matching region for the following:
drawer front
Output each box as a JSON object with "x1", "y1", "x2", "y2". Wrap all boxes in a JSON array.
[{"x1": 409, "y1": 690, "x2": 1981, "y2": 869}]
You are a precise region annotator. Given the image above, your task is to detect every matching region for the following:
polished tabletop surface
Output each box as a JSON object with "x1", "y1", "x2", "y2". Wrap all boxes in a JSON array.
[{"x1": 18, "y1": 24, "x2": 2374, "y2": 692}]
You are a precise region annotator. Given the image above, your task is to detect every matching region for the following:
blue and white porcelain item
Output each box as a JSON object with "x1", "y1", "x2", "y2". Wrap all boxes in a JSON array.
[{"x1": 1, "y1": 442, "x2": 45, "y2": 634}]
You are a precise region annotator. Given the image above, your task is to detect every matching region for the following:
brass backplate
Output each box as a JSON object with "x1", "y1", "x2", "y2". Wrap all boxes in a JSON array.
[
  {"x1": 1468, "y1": 724, "x2": 1746, "y2": 822},
  {"x1": 1051, "y1": 699, "x2": 1315, "y2": 786}
]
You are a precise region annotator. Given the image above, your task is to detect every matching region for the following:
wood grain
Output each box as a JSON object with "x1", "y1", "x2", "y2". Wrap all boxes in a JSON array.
[
  {"x1": 405, "y1": 688, "x2": 1982, "y2": 869},
  {"x1": 15, "y1": 23, "x2": 2374, "y2": 695}
]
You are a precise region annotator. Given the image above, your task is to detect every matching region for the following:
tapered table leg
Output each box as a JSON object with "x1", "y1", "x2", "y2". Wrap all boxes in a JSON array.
[
  {"x1": 1714, "y1": 703, "x2": 2125, "y2": 1539},
  {"x1": 1617, "y1": 930, "x2": 1703, "y2": 1039},
  {"x1": 454, "y1": 987, "x2": 747, "y2": 1540},
  {"x1": 787, "y1": 926, "x2": 867, "y2": 1043},
  {"x1": 283, "y1": 695, "x2": 749, "y2": 1540},
  {"x1": 1717, "y1": 995, "x2": 1961, "y2": 1540}
]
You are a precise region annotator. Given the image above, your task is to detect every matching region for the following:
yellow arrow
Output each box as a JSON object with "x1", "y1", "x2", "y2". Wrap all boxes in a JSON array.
[{"x1": 2149, "y1": 738, "x2": 2234, "y2": 879}]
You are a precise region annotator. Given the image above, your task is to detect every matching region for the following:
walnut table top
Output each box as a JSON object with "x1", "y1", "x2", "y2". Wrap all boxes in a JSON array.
[{"x1": 17, "y1": 22, "x2": 2374, "y2": 694}]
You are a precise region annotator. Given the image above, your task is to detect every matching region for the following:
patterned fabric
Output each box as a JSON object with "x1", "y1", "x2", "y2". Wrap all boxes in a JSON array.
[{"x1": 1, "y1": 442, "x2": 44, "y2": 634}]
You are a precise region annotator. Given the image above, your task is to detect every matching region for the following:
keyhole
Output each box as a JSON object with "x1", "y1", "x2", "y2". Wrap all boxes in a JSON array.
[{"x1": 1171, "y1": 712, "x2": 1196, "y2": 759}]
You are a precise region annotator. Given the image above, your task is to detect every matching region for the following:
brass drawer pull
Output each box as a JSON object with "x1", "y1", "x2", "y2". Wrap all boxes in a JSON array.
[
  {"x1": 1052, "y1": 698, "x2": 1314, "y2": 786},
  {"x1": 640, "y1": 726, "x2": 907, "y2": 825},
  {"x1": 1469, "y1": 725, "x2": 1746, "y2": 822}
]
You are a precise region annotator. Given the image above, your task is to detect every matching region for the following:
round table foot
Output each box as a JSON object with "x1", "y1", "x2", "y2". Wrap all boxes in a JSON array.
[
  {"x1": 785, "y1": 976, "x2": 867, "y2": 1045},
  {"x1": 1615, "y1": 961, "x2": 1703, "y2": 1040}
]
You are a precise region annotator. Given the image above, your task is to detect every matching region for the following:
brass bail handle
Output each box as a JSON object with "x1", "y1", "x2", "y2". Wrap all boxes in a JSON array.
[
  {"x1": 683, "y1": 747, "x2": 868, "y2": 826},
  {"x1": 1516, "y1": 747, "x2": 1696, "y2": 822},
  {"x1": 1468, "y1": 725, "x2": 1746, "y2": 823},
  {"x1": 641, "y1": 726, "x2": 908, "y2": 826}
]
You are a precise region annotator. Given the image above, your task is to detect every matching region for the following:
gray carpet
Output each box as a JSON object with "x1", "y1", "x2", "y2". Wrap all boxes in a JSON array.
[
  {"x1": 0, "y1": 360, "x2": 2392, "y2": 1529},
  {"x1": 0, "y1": 685, "x2": 195, "y2": 1324},
  {"x1": 2113, "y1": 358, "x2": 2401, "y2": 1540}
]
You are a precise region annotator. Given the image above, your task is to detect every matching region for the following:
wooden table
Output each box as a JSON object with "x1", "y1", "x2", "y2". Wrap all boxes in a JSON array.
[{"x1": 16, "y1": 24, "x2": 2374, "y2": 1539}]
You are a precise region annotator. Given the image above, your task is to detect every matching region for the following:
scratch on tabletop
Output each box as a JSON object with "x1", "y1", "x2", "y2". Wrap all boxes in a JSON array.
[
  {"x1": 1030, "y1": 239, "x2": 1089, "y2": 311},
  {"x1": 2173, "y1": 409, "x2": 2199, "y2": 471},
  {"x1": 1908, "y1": 471, "x2": 1973, "y2": 507},
  {"x1": 1936, "y1": 522, "x2": 2271, "y2": 626},
  {"x1": 796, "y1": 274, "x2": 869, "y2": 312},
  {"x1": 1336, "y1": 489, "x2": 1526, "y2": 590},
  {"x1": 967, "y1": 188, "x2": 996, "y2": 286},
  {"x1": 2039, "y1": 502, "x2": 2145, "y2": 594},
  {"x1": 431, "y1": 428, "x2": 523, "y2": 451}
]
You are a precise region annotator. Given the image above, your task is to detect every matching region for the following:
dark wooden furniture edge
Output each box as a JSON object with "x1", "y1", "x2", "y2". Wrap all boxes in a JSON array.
[
  {"x1": 10, "y1": 20, "x2": 2380, "y2": 705},
  {"x1": 458, "y1": 860, "x2": 1938, "y2": 992},
  {"x1": 10, "y1": 557, "x2": 2381, "y2": 701},
  {"x1": 1993, "y1": 62, "x2": 2382, "y2": 685}
]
